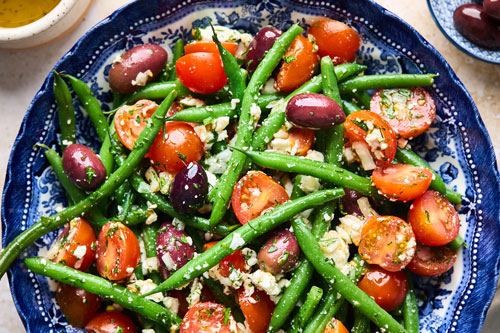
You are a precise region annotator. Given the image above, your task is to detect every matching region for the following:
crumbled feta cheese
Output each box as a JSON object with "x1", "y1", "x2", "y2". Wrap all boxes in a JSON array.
[
  {"x1": 205, "y1": 148, "x2": 232, "y2": 174},
  {"x1": 319, "y1": 231, "x2": 350, "y2": 270},
  {"x1": 217, "y1": 130, "x2": 228, "y2": 142},
  {"x1": 241, "y1": 247, "x2": 258, "y2": 269},
  {"x1": 162, "y1": 252, "x2": 177, "y2": 270},
  {"x1": 163, "y1": 296, "x2": 180, "y2": 314},
  {"x1": 131, "y1": 70, "x2": 153, "y2": 87},
  {"x1": 172, "y1": 217, "x2": 185, "y2": 230},
  {"x1": 230, "y1": 233, "x2": 245, "y2": 250},
  {"x1": 250, "y1": 103, "x2": 261, "y2": 122},
  {"x1": 179, "y1": 96, "x2": 205, "y2": 107},
  {"x1": 305, "y1": 149, "x2": 324, "y2": 162},
  {"x1": 73, "y1": 245, "x2": 87, "y2": 260},
  {"x1": 194, "y1": 124, "x2": 215, "y2": 150},
  {"x1": 262, "y1": 78, "x2": 278, "y2": 94},
  {"x1": 299, "y1": 175, "x2": 322, "y2": 193},
  {"x1": 158, "y1": 171, "x2": 174, "y2": 195},
  {"x1": 127, "y1": 279, "x2": 163, "y2": 302},
  {"x1": 230, "y1": 99, "x2": 240, "y2": 110},
  {"x1": 142, "y1": 329, "x2": 155, "y2": 333},
  {"x1": 145, "y1": 167, "x2": 160, "y2": 192},
  {"x1": 213, "y1": 116, "x2": 230, "y2": 133},
  {"x1": 249, "y1": 270, "x2": 281, "y2": 296},
  {"x1": 337, "y1": 214, "x2": 364, "y2": 246},
  {"x1": 143, "y1": 257, "x2": 159, "y2": 273},
  {"x1": 187, "y1": 278, "x2": 203, "y2": 308}
]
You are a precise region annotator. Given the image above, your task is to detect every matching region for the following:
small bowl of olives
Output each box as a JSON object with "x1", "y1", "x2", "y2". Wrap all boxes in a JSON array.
[{"x1": 427, "y1": 0, "x2": 500, "y2": 64}]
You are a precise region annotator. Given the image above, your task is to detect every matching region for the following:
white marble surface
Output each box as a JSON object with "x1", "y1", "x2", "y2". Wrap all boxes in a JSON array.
[{"x1": 0, "y1": 0, "x2": 498, "y2": 332}]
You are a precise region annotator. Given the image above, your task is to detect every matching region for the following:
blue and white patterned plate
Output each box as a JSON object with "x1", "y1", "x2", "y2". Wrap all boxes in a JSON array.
[
  {"x1": 2, "y1": 0, "x2": 500, "y2": 332},
  {"x1": 427, "y1": 0, "x2": 500, "y2": 64}
]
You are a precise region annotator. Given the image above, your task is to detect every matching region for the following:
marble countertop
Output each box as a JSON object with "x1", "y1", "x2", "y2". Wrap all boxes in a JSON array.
[{"x1": 0, "y1": 0, "x2": 498, "y2": 331}]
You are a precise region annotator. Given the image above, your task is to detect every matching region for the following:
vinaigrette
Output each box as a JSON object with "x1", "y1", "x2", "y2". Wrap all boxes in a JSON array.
[{"x1": 0, "y1": 0, "x2": 61, "y2": 28}]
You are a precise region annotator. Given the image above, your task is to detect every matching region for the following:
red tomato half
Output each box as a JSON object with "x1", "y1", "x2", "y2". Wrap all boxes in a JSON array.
[
  {"x1": 322, "y1": 318, "x2": 349, "y2": 333},
  {"x1": 408, "y1": 191, "x2": 460, "y2": 246},
  {"x1": 238, "y1": 288, "x2": 275, "y2": 333},
  {"x1": 56, "y1": 283, "x2": 101, "y2": 328},
  {"x1": 359, "y1": 216, "x2": 416, "y2": 272},
  {"x1": 85, "y1": 312, "x2": 137, "y2": 333},
  {"x1": 48, "y1": 217, "x2": 96, "y2": 271},
  {"x1": 372, "y1": 164, "x2": 433, "y2": 201},
  {"x1": 96, "y1": 222, "x2": 140, "y2": 281},
  {"x1": 289, "y1": 127, "x2": 315, "y2": 156},
  {"x1": 407, "y1": 242, "x2": 458, "y2": 276},
  {"x1": 308, "y1": 18, "x2": 361, "y2": 65},
  {"x1": 357, "y1": 265, "x2": 408, "y2": 311},
  {"x1": 204, "y1": 241, "x2": 247, "y2": 277},
  {"x1": 231, "y1": 171, "x2": 290, "y2": 224},
  {"x1": 344, "y1": 111, "x2": 397, "y2": 167},
  {"x1": 148, "y1": 121, "x2": 204, "y2": 173},
  {"x1": 114, "y1": 99, "x2": 158, "y2": 151},
  {"x1": 370, "y1": 87, "x2": 436, "y2": 139},
  {"x1": 180, "y1": 302, "x2": 236, "y2": 333},
  {"x1": 275, "y1": 35, "x2": 318, "y2": 92},
  {"x1": 184, "y1": 41, "x2": 238, "y2": 56},
  {"x1": 176, "y1": 52, "x2": 227, "y2": 94}
]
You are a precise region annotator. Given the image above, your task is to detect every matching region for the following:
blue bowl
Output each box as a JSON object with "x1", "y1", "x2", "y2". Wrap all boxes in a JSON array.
[
  {"x1": 2, "y1": 0, "x2": 500, "y2": 332},
  {"x1": 427, "y1": 0, "x2": 500, "y2": 64}
]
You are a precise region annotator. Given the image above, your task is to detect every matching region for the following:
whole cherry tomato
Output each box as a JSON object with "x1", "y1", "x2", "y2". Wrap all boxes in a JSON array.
[
  {"x1": 308, "y1": 18, "x2": 361, "y2": 65},
  {"x1": 275, "y1": 35, "x2": 318, "y2": 92},
  {"x1": 407, "y1": 242, "x2": 458, "y2": 276},
  {"x1": 184, "y1": 41, "x2": 238, "y2": 56},
  {"x1": 48, "y1": 217, "x2": 96, "y2": 271},
  {"x1": 372, "y1": 164, "x2": 433, "y2": 201},
  {"x1": 85, "y1": 312, "x2": 137, "y2": 333},
  {"x1": 370, "y1": 87, "x2": 436, "y2": 139},
  {"x1": 96, "y1": 222, "x2": 140, "y2": 281},
  {"x1": 148, "y1": 121, "x2": 204, "y2": 173},
  {"x1": 408, "y1": 191, "x2": 460, "y2": 246},
  {"x1": 176, "y1": 52, "x2": 227, "y2": 94},
  {"x1": 238, "y1": 288, "x2": 275, "y2": 333},
  {"x1": 231, "y1": 171, "x2": 290, "y2": 224},
  {"x1": 180, "y1": 302, "x2": 237, "y2": 333},
  {"x1": 358, "y1": 265, "x2": 409, "y2": 311},
  {"x1": 56, "y1": 283, "x2": 101, "y2": 328},
  {"x1": 358, "y1": 216, "x2": 416, "y2": 272}
]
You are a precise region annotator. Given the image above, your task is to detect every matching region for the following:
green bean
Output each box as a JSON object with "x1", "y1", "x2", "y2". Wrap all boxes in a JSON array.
[
  {"x1": 168, "y1": 39, "x2": 184, "y2": 81},
  {"x1": 144, "y1": 188, "x2": 344, "y2": 295},
  {"x1": 234, "y1": 149, "x2": 382, "y2": 199},
  {"x1": 210, "y1": 21, "x2": 245, "y2": 103},
  {"x1": 342, "y1": 99, "x2": 362, "y2": 115},
  {"x1": 321, "y1": 57, "x2": 342, "y2": 104},
  {"x1": 99, "y1": 136, "x2": 114, "y2": 175},
  {"x1": 24, "y1": 257, "x2": 181, "y2": 326},
  {"x1": 142, "y1": 223, "x2": 163, "y2": 285},
  {"x1": 344, "y1": 90, "x2": 371, "y2": 110},
  {"x1": 336, "y1": 63, "x2": 367, "y2": 81},
  {"x1": 352, "y1": 309, "x2": 371, "y2": 333},
  {"x1": 121, "y1": 80, "x2": 191, "y2": 106},
  {"x1": 304, "y1": 289, "x2": 345, "y2": 333},
  {"x1": 129, "y1": 173, "x2": 236, "y2": 235},
  {"x1": 209, "y1": 24, "x2": 304, "y2": 226},
  {"x1": 95, "y1": 206, "x2": 150, "y2": 227},
  {"x1": 166, "y1": 94, "x2": 283, "y2": 123},
  {"x1": 112, "y1": 91, "x2": 123, "y2": 108},
  {"x1": 291, "y1": 175, "x2": 306, "y2": 200},
  {"x1": 289, "y1": 285, "x2": 324, "y2": 333},
  {"x1": 336, "y1": 301, "x2": 349, "y2": 324},
  {"x1": 395, "y1": 148, "x2": 461, "y2": 204},
  {"x1": 292, "y1": 218, "x2": 407, "y2": 333},
  {"x1": 0, "y1": 91, "x2": 177, "y2": 279},
  {"x1": 447, "y1": 234, "x2": 466, "y2": 251},
  {"x1": 403, "y1": 271, "x2": 419, "y2": 333},
  {"x1": 338, "y1": 74, "x2": 435, "y2": 94},
  {"x1": 53, "y1": 71, "x2": 76, "y2": 151}
]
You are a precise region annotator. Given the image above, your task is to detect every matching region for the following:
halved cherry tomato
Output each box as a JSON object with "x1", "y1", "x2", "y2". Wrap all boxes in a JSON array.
[
  {"x1": 96, "y1": 222, "x2": 140, "y2": 281},
  {"x1": 114, "y1": 100, "x2": 158, "y2": 151},
  {"x1": 231, "y1": 171, "x2": 290, "y2": 224},
  {"x1": 308, "y1": 18, "x2": 361, "y2": 65},
  {"x1": 204, "y1": 241, "x2": 247, "y2": 277},
  {"x1": 275, "y1": 35, "x2": 318, "y2": 92},
  {"x1": 289, "y1": 127, "x2": 315, "y2": 156},
  {"x1": 148, "y1": 121, "x2": 204, "y2": 173},
  {"x1": 408, "y1": 191, "x2": 460, "y2": 246},
  {"x1": 176, "y1": 52, "x2": 227, "y2": 94},
  {"x1": 180, "y1": 302, "x2": 237, "y2": 333},
  {"x1": 370, "y1": 87, "x2": 436, "y2": 139},
  {"x1": 85, "y1": 312, "x2": 137, "y2": 333},
  {"x1": 344, "y1": 111, "x2": 397, "y2": 167},
  {"x1": 238, "y1": 288, "x2": 275, "y2": 333},
  {"x1": 407, "y1": 242, "x2": 457, "y2": 276},
  {"x1": 56, "y1": 283, "x2": 101, "y2": 328},
  {"x1": 359, "y1": 216, "x2": 416, "y2": 272},
  {"x1": 184, "y1": 41, "x2": 238, "y2": 56},
  {"x1": 47, "y1": 217, "x2": 96, "y2": 271},
  {"x1": 323, "y1": 318, "x2": 349, "y2": 333},
  {"x1": 357, "y1": 265, "x2": 408, "y2": 311},
  {"x1": 372, "y1": 164, "x2": 433, "y2": 201}
]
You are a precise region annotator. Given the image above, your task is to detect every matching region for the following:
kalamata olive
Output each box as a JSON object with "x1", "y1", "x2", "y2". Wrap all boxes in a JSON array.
[
  {"x1": 286, "y1": 93, "x2": 345, "y2": 130},
  {"x1": 109, "y1": 44, "x2": 168, "y2": 94},
  {"x1": 484, "y1": 0, "x2": 500, "y2": 20},
  {"x1": 156, "y1": 222, "x2": 196, "y2": 279},
  {"x1": 62, "y1": 144, "x2": 106, "y2": 190},
  {"x1": 257, "y1": 229, "x2": 300, "y2": 275},
  {"x1": 246, "y1": 26, "x2": 282, "y2": 73},
  {"x1": 453, "y1": 4, "x2": 500, "y2": 49},
  {"x1": 341, "y1": 188, "x2": 366, "y2": 217},
  {"x1": 170, "y1": 162, "x2": 208, "y2": 214}
]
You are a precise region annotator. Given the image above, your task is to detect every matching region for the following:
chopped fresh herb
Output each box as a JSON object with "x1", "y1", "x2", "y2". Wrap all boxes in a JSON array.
[
  {"x1": 177, "y1": 152, "x2": 187, "y2": 161},
  {"x1": 223, "y1": 308, "x2": 231, "y2": 325},
  {"x1": 193, "y1": 27, "x2": 202, "y2": 40},
  {"x1": 351, "y1": 119, "x2": 369, "y2": 132},
  {"x1": 283, "y1": 55, "x2": 296, "y2": 63}
]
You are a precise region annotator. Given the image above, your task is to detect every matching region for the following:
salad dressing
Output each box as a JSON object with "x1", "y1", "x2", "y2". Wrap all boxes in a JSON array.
[{"x1": 0, "y1": 0, "x2": 61, "y2": 28}]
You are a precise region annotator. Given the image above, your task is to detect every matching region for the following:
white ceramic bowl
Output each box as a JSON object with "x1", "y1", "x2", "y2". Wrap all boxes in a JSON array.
[{"x1": 0, "y1": 0, "x2": 93, "y2": 49}]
